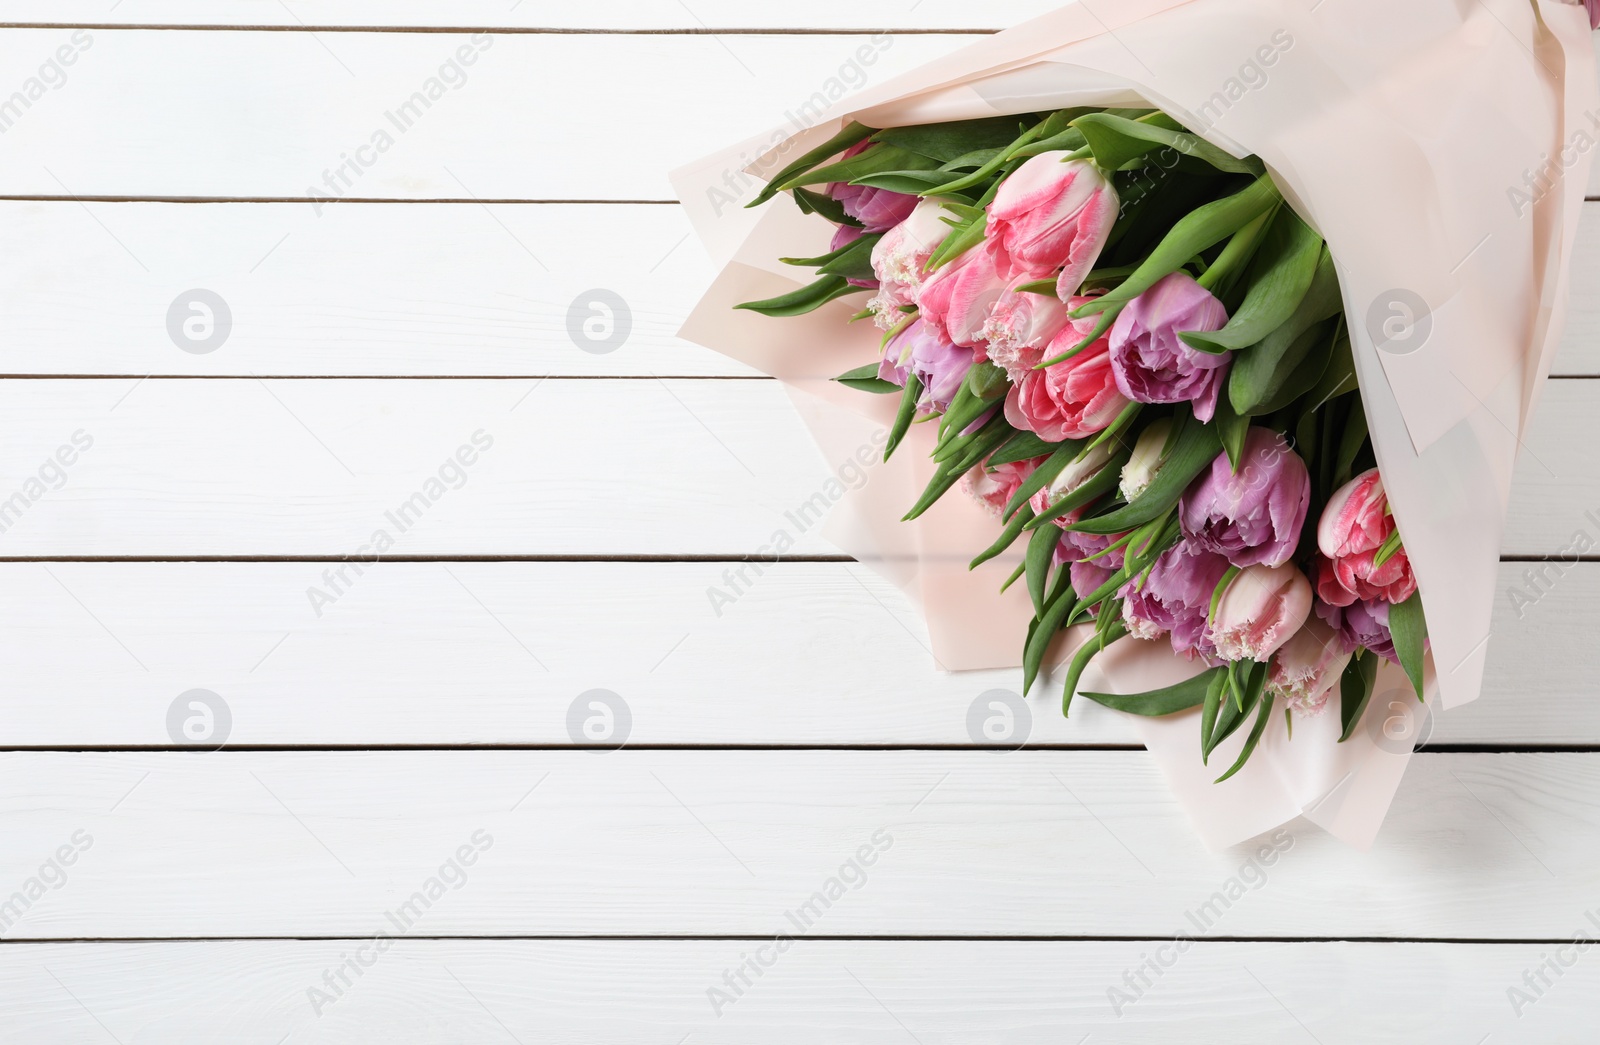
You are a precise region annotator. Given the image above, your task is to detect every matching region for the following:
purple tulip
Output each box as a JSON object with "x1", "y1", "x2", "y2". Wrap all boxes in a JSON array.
[
  {"x1": 1109, "y1": 272, "x2": 1231, "y2": 421},
  {"x1": 878, "y1": 318, "x2": 975, "y2": 413},
  {"x1": 1589, "y1": 0, "x2": 1600, "y2": 30},
  {"x1": 1315, "y1": 596, "x2": 1396, "y2": 663},
  {"x1": 828, "y1": 142, "x2": 919, "y2": 233},
  {"x1": 1180, "y1": 427, "x2": 1310, "y2": 568},
  {"x1": 1056, "y1": 527, "x2": 1127, "y2": 602},
  {"x1": 1120, "y1": 539, "x2": 1231, "y2": 661},
  {"x1": 831, "y1": 225, "x2": 878, "y2": 289}
]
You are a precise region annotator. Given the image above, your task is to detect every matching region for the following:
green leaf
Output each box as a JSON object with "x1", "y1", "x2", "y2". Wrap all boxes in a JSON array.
[
  {"x1": 1389, "y1": 590, "x2": 1428, "y2": 701},
  {"x1": 816, "y1": 233, "x2": 880, "y2": 281},
  {"x1": 1233, "y1": 319, "x2": 1334, "y2": 417},
  {"x1": 1333, "y1": 397, "x2": 1368, "y2": 488},
  {"x1": 1338, "y1": 651, "x2": 1380, "y2": 742},
  {"x1": 1194, "y1": 204, "x2": 1276, "y2": 299},
  {"x1": 1215, "y1": 395, "x2": 1250, "y2": 471},
  {"x1": 1066, "y1": 415, "x2": 1220, "y2": 535},
  {"x1": 1181, "y1": 207, "x2": 1324, "y2": 353},
  {"x1": 834, "y1": 363, "x2": 900, "y2": 394},
  {"x1": 988, "y1": 430, "x2": 1060, "y2": 468},
  {"x1": 1026, "y1": 447, "x2": 1130, "y2": 530},
  {"x1": 905, "y1": 424, "x2": 1009, "y2": 521},
  {"x1": 1071, "y1": 112, "x2": 1261, "y2": 175},
  {"x1": 735, "y1": 274, "x2": 859, "y2": 318},
  {"x1": 883, "y1": 375, "x2": 923, "y2": 461},
  {"x1": 1002, "y1": 444, "x2": 1079, "y2": 520},
  {"x1": 1199, "y1": 665, "x2": 1227, "y2": 756},
  {"x1": 1301, "y1": 323, "x2": 1358, "y2": 412},
  {"x1": 748, "y1": 121, "x2": 876, "y2": 209},
  {"x1": 970, "y1": 506, "x2": 1036, "y2": 570},
  {"x1": 1063, "y1": 621, "x2": 1127, "y2": 717},
  {"x1": 1023, "y1": 581, "x2": 1078, "y2": 695},
  {"x1": 790, "y1": 186, "x2": 856, "y2": 225},
  {"x1": 1214, "y1": 691, "x2": 1275, "y2": 783},
  {"x1": 847, "y1": 170, "x2": 964, "y2": 194},
  {"x1": 1205, "y1": 661, "x2": 1264, "y2": 761},
  {"x1": 1082, "y1": 666, "x2": 1222, "y2": 717},
  {"x1": 777, "y1": 142, "x2": 942, "y2": 192},
  {"x1": 1226, "y1": 247, "x2": 1343, "y2": 415},
  {"x1": 874, "y1": 116, "x2": 1033, "y2": 163},
  {"x1": 1026, "y1": 521, "x2": 1063, "y2": 617},
  {"x1": 919, "y1": 110, "x2": 1074, "y2": 197},
  {"x1": 924, "y1": 208, "x2": 988, "y2": 272},
  {"x1": 1371, "y1": 527, "x2": 1405, "y2": 569},
  {"x1": 1073, "y1": 174, "x2": 1282, "y2": 318}
]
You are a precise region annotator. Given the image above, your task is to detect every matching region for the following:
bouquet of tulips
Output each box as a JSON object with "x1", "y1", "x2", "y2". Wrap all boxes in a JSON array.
[{"x1": 737, "y1": 111, "x2": 1429, "y2": 780}]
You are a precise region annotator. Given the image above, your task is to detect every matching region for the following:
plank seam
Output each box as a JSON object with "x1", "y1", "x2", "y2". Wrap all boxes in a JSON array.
[{"x1": 0, "y1": 934, "x2": 1579, "y2": 945}]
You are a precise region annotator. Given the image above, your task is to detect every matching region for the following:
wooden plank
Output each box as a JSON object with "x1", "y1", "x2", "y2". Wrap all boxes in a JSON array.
[
  {"x1": 0, "y1": 29, "x2": 972, "y2": 199},
  {"x1": 0, "y1": 377, "x2": 1591, "y2": 557},
  {"x1": 1, "y1": 29, "x2": 1594, "y2": 200},
  {"x1": 0, "y1": 751, "x2": 1596, "y2": 939},
  {"x1": 0, "y1": 559, "x2": 1590, "y2": 747},
  {"x1": 0, "y1": 1, "x2": 1046, "y2": 30},
  {"x1": 1, "y1": 939, "x2": 1593, "y2": 1042},
  {"x1": 4, "y1": 200, "x2": 1600, "y2": 377}
]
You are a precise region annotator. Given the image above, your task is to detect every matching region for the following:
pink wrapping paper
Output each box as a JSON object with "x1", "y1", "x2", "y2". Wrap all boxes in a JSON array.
[{"x1": 672, "y1": 0, "x2": 1599, "y2": 849}]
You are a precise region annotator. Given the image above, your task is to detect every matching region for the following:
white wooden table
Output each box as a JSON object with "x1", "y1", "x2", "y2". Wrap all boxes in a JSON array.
[{"x1": 0, "y1": 3, "x2": 1597, "y2": 1041}]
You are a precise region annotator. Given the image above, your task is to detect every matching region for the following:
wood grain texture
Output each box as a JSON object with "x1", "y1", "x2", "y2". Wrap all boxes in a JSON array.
[
  {"x1": 0, "y1": 559, "x2": 1589, "y2": 747},
  {"x1": 5, "y1": 200, "x2": 1600, "y2": 377},
  {"x1": 0, "y1": 376, "x2": 1591, "y2": 556},
  {"x1": 0, "y1": 28, "x2": 1594, "y2": 201},
  {"x1": 0, "y1": 750, "x2": 1595, "y2": 940},
  {"x1": 2, "y1": 939, "x2": 1593, "y2": 1043}
]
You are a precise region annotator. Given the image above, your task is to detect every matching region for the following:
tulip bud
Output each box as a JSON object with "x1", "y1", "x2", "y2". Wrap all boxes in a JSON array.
[
  {"x1": 987, "y1": 153, "x2": 1118, "y2": 295},
  {"x1": 871, "y1": 199, "x2": 955, "y2": 288},
  {"x1": 1119, "y1": 419, "x2": 1173, "y2": 503},
  {"x1": 1109, "y1": 271, "x2": 1231, "y2": 422},
  {"x1": 1266, "y1": 617, "x2": 1353, "y2": 715},
  {"x1": 1208, "y1": 562, "x2": 1313, "y2": 663},
  {"x1": 827, "y1": 142, "x2": 918, "y2": 232},
  {"x1": 916, "y1": 244, "x2": 1010, "y2": 349},
  {"x1": 1120, "y1": 540, "x2": 1232, "y2": 660},
  {"x1": 1180, "y1": 427, "x2": 1311, "y2": 568},
  {"x1": 1315, "y1": 467, "x2": 1416, "y2": 607}
]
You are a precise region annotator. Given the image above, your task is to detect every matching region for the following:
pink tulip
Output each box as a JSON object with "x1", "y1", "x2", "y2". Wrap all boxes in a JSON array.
[
  {"x1": 987, "y1": 153, "x2": 1118, "y2": 296},
  {"x1": 981, "y1": 287, "x2": 1073, "y2": 368},
  {"x1": 964, "y1": 455, "x2": 1046, "y2": 519},
  {"x1": 1003, "y1": 332, "x2": 1130, "y2": 442},
  {"x1": 1266, "y1": 617, "x2": 1353, "y2": 716},
  {"x1": 916, "y1": 244, "x2": 1010, "y2": 350},
  {"x1": 1207, "y1": 562, "x2": 1313, "y2": 663},
  {"x1": 871, "y1": 199, "x2": 954, "y2": 290},
  {"x1": 1588, "y1": 0, "x2": 1600, "y2": 30},
  {"x1": 1316, "y1": 467, "x2": 1416, "y2": 606},
  {"x1": 1109, "y1": 272, "x2": 1231, "y2": 422}
]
